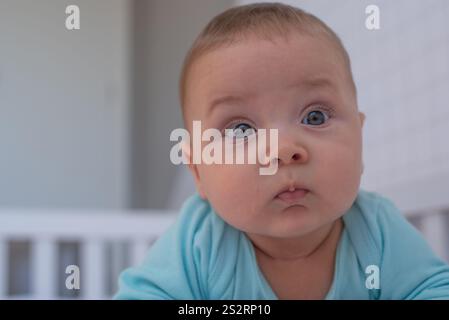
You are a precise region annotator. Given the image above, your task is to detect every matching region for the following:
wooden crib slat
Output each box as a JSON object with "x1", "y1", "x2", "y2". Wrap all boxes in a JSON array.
[
  {"x1": 130, "y1": 240, "x2": 149, "y2": 267},
  {"x1": 82, "y1": 240, "x2": 105, "y2": 299},
  {"x1": 420, "y1": 210, "x2": 448, "y2": 261},
  {"x1": 32, "y1": 238, "x2": 57, "y2": 299}
]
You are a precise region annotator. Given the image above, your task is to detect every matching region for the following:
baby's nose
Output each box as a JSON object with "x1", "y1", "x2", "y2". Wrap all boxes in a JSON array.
[{"x1": 274, "y1": 136, "x2": 308, "y2": 166}]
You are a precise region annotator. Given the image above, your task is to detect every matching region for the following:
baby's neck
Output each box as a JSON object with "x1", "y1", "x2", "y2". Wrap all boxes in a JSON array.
[{"x1": 247, "y1": 218, "x2": 343, "y2": 261}]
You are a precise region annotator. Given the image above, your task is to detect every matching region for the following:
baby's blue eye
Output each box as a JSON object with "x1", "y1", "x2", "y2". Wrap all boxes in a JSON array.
[
  {"x1": 224, "y1": 123, "x2": 256, "y2": 139},
  {"x1": 301, "y1": 109, "x2": 330, "y2": 126}
]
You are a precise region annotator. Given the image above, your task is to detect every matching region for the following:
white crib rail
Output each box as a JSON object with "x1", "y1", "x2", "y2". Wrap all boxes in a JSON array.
[
  {"x1": 0, "y1": 209, "x2": 178, "y2": 300},
  {"x1": 1, "y1": 207, "x2": 447, "y2": 299},
  {"x1": 411, "y1": 209, "x2": 449, "y2": 262}
]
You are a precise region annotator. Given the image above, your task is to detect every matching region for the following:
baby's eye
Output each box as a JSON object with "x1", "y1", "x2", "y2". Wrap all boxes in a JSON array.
[
  {"x1": 301, "y1": 107, "x2": 333, "y2": 126},
  {"x1": 224, "y1": 122, "x2": 256, "y2": 140}
]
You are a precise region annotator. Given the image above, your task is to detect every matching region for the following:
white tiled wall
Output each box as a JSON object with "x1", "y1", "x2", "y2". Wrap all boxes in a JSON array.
[{"x1": 356, "y1": 1, "x2": 449, "y2": 195}]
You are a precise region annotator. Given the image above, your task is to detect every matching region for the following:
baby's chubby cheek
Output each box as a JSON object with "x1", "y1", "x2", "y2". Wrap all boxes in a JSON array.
[
  {"x1": 313, "y1": 142, "x2": 362, "y2": 216},
  {"x1": 197, "y1": 162, "x2": 263, "y2": 226}
]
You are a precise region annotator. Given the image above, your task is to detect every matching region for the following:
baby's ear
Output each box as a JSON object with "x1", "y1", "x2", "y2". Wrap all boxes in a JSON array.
[
  {"x1": 359, "y1": 112, "x2": 366, "y2": 128},
  {"x1": 181, "y1": 141, "x2": 191, "y2": 165},
  {"x1": 182, "y1": 141, "x2": 207, "y2": 200}
]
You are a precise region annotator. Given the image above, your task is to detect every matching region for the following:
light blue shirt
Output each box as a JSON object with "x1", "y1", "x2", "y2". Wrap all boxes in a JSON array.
[{"x1": 114, "y1": 189, "x2": 449, "y2": 299}]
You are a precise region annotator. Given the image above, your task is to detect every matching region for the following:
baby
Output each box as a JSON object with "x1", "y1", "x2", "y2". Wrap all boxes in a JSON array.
[{"x1": 115, "y1": 2, "x2": 449, "y2": 299}]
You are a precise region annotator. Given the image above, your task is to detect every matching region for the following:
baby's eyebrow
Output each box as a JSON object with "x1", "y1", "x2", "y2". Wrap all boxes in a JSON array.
[
  {"x1": 206, "y1": 95, "x2": 248, "y2": 118},
  {"x1": 206, "y1": 77, "x2": 336, "y2": 117},
  {"x1": 287, "y1": 76, "x2": 338, "y2": 97},
  {"x1": 293, "y1": 76, "x2": 336, "y2": 90}
]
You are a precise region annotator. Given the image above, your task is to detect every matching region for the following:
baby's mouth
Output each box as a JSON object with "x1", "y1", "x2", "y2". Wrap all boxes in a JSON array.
[{"x1": 275, "y1": 186, "x2": 309, "y2": 205}]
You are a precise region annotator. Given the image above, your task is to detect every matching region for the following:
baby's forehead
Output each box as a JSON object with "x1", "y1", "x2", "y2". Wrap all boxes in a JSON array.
[
  {"x1": 183, "y1": 35, "x2": 356, "y2": 124},
  {"x1": 193, "y1": 36, "x2": 347, "y2": 83}
]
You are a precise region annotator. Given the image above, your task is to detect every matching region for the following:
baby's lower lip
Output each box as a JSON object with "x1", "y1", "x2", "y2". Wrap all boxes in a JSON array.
[{"x1": 276, "y1": 189, "x2": 309, "y2": 204}]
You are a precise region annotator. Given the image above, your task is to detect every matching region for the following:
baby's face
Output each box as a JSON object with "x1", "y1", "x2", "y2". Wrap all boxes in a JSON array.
[{"x1": 184, "y1": 34, "x2": 365, "y2": 238}]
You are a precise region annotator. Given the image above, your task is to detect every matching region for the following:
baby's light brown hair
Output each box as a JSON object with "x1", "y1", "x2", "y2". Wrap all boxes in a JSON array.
[{"x1": 179, "y1": 2, "x2": 356, "y2": 129}]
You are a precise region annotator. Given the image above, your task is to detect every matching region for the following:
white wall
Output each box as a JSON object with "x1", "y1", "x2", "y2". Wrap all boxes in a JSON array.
[{"x1": 0, "y1": 0, "x2": 132, "y2": 209}]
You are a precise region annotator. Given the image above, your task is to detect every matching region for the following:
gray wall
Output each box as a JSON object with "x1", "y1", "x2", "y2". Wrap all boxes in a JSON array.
[
  {"x1": 0, "y1": 0, "x2": 132, "y2": 209},
  {"x1": 0, "y1": 0, "x2": 233, "y2": 210},
  {"x1": 130, "y1": 0, "x2": 233, "y2": 209}
]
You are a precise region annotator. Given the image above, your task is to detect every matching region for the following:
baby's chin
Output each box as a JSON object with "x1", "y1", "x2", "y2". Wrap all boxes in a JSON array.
[{"x1": 212, "y1": 198, "x2": 340, "y2": 237}]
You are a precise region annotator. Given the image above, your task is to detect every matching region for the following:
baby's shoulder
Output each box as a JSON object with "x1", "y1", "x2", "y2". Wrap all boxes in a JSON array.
[
  {"x1": 174, "y1": 193, "x2": 242, "y2": 253},
  {"x1": 352, "y1": 189, "x2": 405, "y2": 229},
  {"x1": 343, "y1": 189, "x2": 407, "y2": 254}
]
